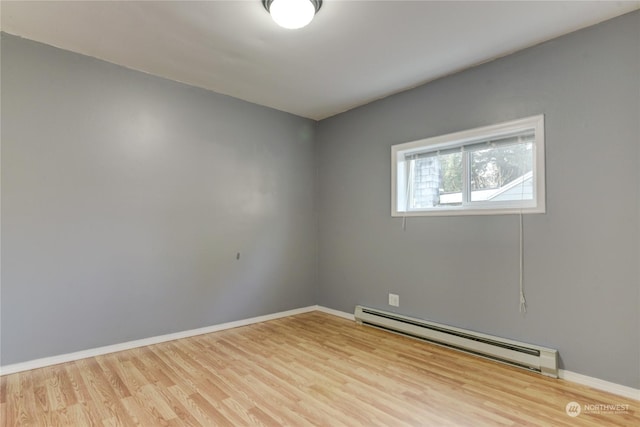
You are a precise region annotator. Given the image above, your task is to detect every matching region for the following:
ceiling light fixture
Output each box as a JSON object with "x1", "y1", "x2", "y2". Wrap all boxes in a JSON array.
[{"x1": 262, "y1": 0, "x2": 322, "y2": 30}]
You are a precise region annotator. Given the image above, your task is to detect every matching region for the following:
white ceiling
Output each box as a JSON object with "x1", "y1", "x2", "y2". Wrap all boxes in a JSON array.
[{"x1": 1, "y1": 1, "x2": 638, "y2": 120}]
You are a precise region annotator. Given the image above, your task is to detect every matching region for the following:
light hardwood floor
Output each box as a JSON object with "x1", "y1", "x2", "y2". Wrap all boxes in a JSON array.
[{"x1": 1, "y1": 311, "x2": 638, "y2": 426}]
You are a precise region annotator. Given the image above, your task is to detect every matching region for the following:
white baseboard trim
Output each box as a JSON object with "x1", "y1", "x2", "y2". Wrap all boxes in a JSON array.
[
  {"x1": 315, "y1": 305, "x2": 355, "y2": 321},
  {"x1": 2, "y1": 305, "x2": 637, "y2": 402},
  {"x1": 559, "y1": 369, "x2": 639, "y2": 401},
  {"x1": 0, "y1": 305, "x2": 317, "y2": 376}
]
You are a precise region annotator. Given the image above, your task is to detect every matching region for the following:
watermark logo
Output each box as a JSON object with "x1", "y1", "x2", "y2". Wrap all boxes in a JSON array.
[
  {"x1": 565, "y1": 402, "x2": 581, "y2": 417},
  {"x1": 582, "y1": 403, "x2": 630, "y2": 415},
  {"x1": 565, "y1": 401, "x2": 630, "y2": 417}
]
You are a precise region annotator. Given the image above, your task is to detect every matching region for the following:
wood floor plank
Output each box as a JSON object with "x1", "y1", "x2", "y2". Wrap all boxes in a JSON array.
[
  {"x1": 60, "y1": 402, "x2": 95, "y2": 427},
  {"x1": 73, "y1": 358, "x2": 134, "y2": 426},
  {"x1": 2, "y1": 311, "x2": 638, "y2": 426},
  {"x1": 167, "y1": 384, "x2": 220, "y2": 427},
  {"x1": 95, "y1": 357, "x2": 132, "y2": 401},
  {"x1": 63, "y1": 361, "x2": 103, "y2": 426}
]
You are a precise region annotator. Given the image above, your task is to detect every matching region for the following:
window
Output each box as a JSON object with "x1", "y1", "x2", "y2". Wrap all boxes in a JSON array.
[{"x1": 392, "y1": 115, "x2": 545, "y2": 216}]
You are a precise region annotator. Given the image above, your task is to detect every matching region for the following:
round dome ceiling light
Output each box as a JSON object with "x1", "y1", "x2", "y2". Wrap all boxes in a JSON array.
[{"x1": 262, "y1": 0, "x2": 322, "y2": 30}]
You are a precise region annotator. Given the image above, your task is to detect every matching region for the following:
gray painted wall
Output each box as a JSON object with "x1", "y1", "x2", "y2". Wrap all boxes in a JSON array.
[
  {"x1": 1, "y1": 34, "x2": 317, "y2": 365},
  {"x1": 317, "y1": 11, "x2": 639, "y2": 388}
]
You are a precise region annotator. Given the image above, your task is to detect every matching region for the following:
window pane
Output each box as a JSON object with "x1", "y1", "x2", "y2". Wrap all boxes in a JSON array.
[
  {"x1": 410, "y1": 151, "x2": 462, "y2": 208},
  {"x1": 470, "y1": 142, "x2": 533, "y2": 202},
  {"x1": 392, "y1": 115, "x2": 544, "y2": 216}
]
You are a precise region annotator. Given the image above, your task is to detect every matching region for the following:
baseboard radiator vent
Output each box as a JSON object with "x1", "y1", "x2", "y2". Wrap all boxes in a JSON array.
[{"x1": 354, "y1": 305, "x2": 558, "y2": 378}]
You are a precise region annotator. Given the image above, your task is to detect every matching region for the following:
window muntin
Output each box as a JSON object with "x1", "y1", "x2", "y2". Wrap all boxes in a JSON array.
[{"x1": 392, "y1": 115, "x2": 545, "y2": 216}]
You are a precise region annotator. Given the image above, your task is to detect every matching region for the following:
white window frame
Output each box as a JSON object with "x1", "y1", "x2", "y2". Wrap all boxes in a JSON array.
[{"x1": 391, "y1": 115, "x2": 545, "y2": 217}]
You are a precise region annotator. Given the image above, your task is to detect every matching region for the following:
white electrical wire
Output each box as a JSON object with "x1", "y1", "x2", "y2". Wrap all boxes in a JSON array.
[
  {"x1": 519, "y1": 212, "x2": 526, "y2": 313},
  {"x1": 518, "y1": 138, "x2": 528, "y2": 313},
  {"x1": 402, "y1": 157, "x2": 414, "y2": 231}
]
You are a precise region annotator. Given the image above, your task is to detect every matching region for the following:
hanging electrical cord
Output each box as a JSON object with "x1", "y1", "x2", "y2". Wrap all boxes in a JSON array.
[
  {"x1": 402, "y1": 156, "x2": 414, "y2": 231},
  {"x1": 519, "y1": 212, "x2": 526, "y2": 313},
  {"x1": 518, "y1": 138, "x2": 528, "y2": 313}
]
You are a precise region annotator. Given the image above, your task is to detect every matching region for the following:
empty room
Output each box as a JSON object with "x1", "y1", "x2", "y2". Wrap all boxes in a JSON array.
[{"x1": 1, "y1": 1, "x2": 639, "y2": 426}]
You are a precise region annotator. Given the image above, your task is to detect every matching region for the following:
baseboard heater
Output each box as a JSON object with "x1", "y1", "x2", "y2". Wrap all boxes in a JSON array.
[{"x1": 354, "y1": 305, "x2": 558, "y2": 378}]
